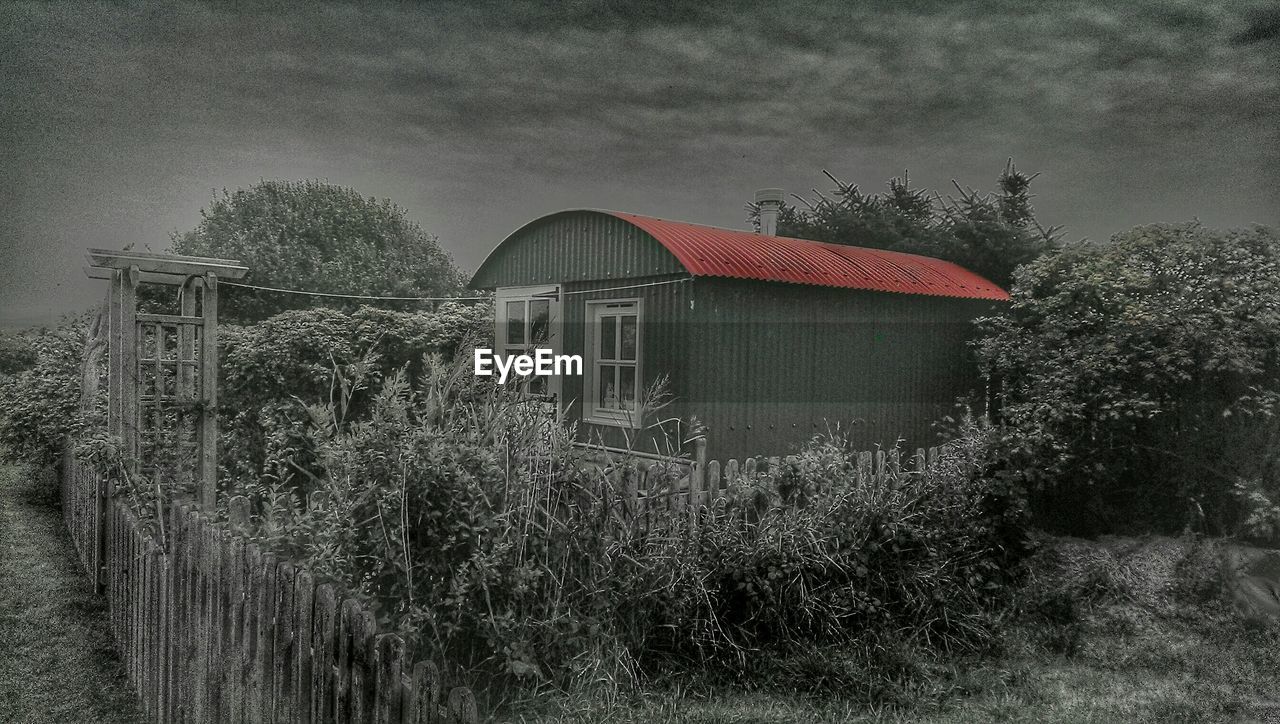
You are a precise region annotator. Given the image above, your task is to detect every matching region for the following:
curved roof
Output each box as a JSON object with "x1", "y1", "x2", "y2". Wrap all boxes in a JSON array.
[{"x1": 474, "y1": 209, "x2": 1009, "y2": 301}]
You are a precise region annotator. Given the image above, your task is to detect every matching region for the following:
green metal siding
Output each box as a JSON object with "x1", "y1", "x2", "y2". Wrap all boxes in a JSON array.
[
  {"x1": 471, "y1": 211, "x2": 684, "y2": 288},
  {"x1": 685, "y1": 278, "x2": 992, "y2": 460},
  {"x1": 557, "y1": 275, "x2": 698, "y2": 454}
]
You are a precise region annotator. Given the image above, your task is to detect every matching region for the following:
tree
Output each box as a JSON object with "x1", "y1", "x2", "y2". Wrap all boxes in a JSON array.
[
  {"x1": 749, "y1": 161, "x2": 1059, "y2": 288},
  {"x1": 171, "y1": 180, "x2": 467, "y2": 322},
  {"x1": 977, "y1": 222, "x2": 1280, "y2": 538}
]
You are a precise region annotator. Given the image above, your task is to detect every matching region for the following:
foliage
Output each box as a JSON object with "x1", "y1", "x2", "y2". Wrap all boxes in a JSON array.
[
  {"x1": 0, "y1": 332, "x2": 38, "y2": 375},
  {"x1": 244, "y1": 351, "x2": 1028, "y2": 698},
  {"x1": 217, "y1": 303, "x2": 492, "y2": 505},
  {"x1": 0, "y1": 318, "x2": 90, "y2": 467},
  {"x1": 749, "y1": 161, "x2": 1059, "y2": 287},
  {"x1": 1015, "y1": 534, "x2": 1229, "y2": 656},
  {"x1": 977, "y1": 222, "x2": 1280, "y2": 539},
  {"x1": 699, "y1": 414, "x2": 1030, "y2": 676},
  {"x1": 170, "y1": 180, "x2": 468, "y2": 322}
]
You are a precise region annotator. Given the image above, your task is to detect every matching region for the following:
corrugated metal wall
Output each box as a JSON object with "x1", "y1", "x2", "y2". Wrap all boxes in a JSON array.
[
  {"x1": 472, "y1": 211, "x2": 684, "y2": 288},
  {"x1": 560, "y1": 275, "x2": 698, "y2": 455},
  {"x1": 688, "y1": 278, "x2": 992, "y2": 459}
]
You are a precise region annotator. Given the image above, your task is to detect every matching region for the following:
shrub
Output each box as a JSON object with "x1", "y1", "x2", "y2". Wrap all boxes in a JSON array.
[
  {"x1": 1017, "y1": 533, "x2": 1227, "y2": 644},
  {"x1": 0, "y1": 332, "x2": 38, "y2": 375},
  {"x1": 0, "y1": 316, "x2": 92, "y2": 467},
  {"x1": 216, "y1": 302, "x2": 492, "y2": 504},
  {"x1": 979, "y1": 222, "x2": 1280, "y2": 538},
  {"x1": 699, "y1": 416, "x2": 1029, "y2": 666},
  {"x1": 242, "y1": 350, "x2": 1029, "y2": 698}
]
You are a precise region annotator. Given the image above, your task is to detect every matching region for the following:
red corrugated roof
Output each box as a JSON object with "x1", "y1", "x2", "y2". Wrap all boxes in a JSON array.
[{"x1": 610, "y1": 212, "x2": 1010, "y2": 301}]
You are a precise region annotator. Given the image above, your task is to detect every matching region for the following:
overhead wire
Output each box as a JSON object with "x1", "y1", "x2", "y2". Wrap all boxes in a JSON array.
[
  {"x1": 220, "y1": 275, "x2": 696, "y2": 301},
  {"x1": 219, "y1": 280, "x2": 487, "y2": 301}
]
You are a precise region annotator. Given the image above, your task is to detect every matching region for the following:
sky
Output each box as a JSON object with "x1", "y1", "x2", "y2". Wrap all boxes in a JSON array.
[{"x1": 2, "y1": 0, "x2": 1278, "y2": 328}]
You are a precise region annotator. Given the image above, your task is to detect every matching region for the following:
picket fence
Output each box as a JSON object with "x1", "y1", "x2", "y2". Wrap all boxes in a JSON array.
[
  {"x1": 593, "y1": 442, "x2": 956, "y2": 525},
  {"x1": 61, "y1": 452, "x2": 478, "y2": 724},
  {"x1": 60, "y1": 441, "x2": 955, "y2": 723}
]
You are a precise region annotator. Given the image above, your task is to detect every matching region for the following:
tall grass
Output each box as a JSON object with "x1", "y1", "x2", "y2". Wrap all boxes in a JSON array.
[{"x1": 230, "y1": 348, "x2": 1029, "y2": 703}]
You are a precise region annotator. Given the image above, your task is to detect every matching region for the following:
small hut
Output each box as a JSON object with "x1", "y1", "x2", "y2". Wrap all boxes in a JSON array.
[{"x1": 469, "y1": 197, "x2": 1008, "y2": 461}]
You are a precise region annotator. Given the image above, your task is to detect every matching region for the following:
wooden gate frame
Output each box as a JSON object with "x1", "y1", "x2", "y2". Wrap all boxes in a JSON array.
[{"x1": 85, "y1": 249, "x2": 247, "y2": 587}]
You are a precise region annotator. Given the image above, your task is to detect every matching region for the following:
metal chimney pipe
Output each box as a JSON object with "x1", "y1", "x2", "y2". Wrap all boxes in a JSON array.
[{"x1": 755, "y1": 188, "x2": 784, "y2": 236}]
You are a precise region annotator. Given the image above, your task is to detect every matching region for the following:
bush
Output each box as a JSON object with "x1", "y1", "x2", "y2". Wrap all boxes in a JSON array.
[
  {"x1": 1015, "y1": 534, "x2": 1228, "y2": 654},
  {"x1": 216, "y1": 302, "x2": 492, "y2": 504},
  {"x1": 0, "y1": 332, "x2": 38, "y2": 375},
  {"x1": 699, "y1": 417, "x2": 1029, "y2": 666},
  {"x1": 243, "y1": 351, "x2": 1030, "y2": 698},
  {"x1": 979, "y1": 222, "x2": 1280, "y2": 539},
  {"x1": 0, "y1": 317, "x2": 92, "y2": 467}
]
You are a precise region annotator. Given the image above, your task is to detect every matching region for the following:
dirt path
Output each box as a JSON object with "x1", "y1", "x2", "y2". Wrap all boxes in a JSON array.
[{"x1": 0, "y1": 463, "x2": 141, "y2": 723}]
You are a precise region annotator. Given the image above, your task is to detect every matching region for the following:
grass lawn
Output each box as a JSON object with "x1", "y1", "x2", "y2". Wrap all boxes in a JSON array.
[
  {"x1": 0, "y1": 463, "x2": 141, "y2": 723},
  {"x1": 505, "y1": 536, "x2": 1280, "y2": 724}
]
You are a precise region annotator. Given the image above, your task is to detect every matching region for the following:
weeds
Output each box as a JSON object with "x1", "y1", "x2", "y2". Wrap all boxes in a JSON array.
[{"x1": 228, "y1": 348, "x2": 1028, "y2": 704}]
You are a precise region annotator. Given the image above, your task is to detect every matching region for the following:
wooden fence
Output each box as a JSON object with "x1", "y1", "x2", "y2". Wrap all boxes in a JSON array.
[
  {"x1": 61, "y1": 453, "x2": 479, "y2": 724},
  {"x1": 579, "y1": 442, "x2": 956, "y2": 527},
  {"x1": 61, "y1": 438, "x2": 956, "y2": 723},
  {"x1": 62, "y1": 446, "x2": 104, "y2": 577}
]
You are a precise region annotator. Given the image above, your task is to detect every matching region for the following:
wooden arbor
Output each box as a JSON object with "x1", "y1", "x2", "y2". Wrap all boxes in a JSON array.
[{"x1": 85, "y1": 250, "x2": 248, "y2": 508}]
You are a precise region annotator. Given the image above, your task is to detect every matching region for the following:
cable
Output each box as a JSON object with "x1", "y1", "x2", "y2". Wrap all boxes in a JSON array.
[
  {"x1": 560, "y1": 276, "x2": 693, "y2": 296},
  {"x1": 220, "y1": 280, "x2": 487, "y2": 302},
  {"x1": 221, "y1": 275, "x2": 694, "y2": 301}
]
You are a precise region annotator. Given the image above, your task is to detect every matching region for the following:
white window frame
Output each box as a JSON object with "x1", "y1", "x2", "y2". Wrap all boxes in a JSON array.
[
  {"x1": 584, "y1": 298, "x2": 642, "y2": 428},
  {"x1": 494, "y1": 285, "x2": 562, "y2": 408}
]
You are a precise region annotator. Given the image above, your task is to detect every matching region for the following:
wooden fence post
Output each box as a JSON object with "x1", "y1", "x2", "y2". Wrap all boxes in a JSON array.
[
  {"x1": 241, "y1": 542, "x2": 264, "y2": 723},
  {"x1": 255, "y1": 551, "x2": 278, "y2": 723},
  {"x1": 409, "y1": 661, "x2": 442, "y2": 724},
  {"x1": 352, "y1": 606, "x2": 378, "y2": 720},
  {"x1": 198, "y1": 273, "x2": 218, "y2": 508},
  {"x1": 373, "y1": 634, "x2": 406, "y2": 724},
  {"x1": 311, "y1": 584, "x2": 338, "y2": 723},
  {"x1": 222, "y1": 533, "x2": 245, "y2": 724},
  {"x1": 706, "y1": 460, "x2": 721, "y2": 511},
  {"x1": 689, "y1": 437, "x2": 706, "y2": 529},
  {"x1": 122, "y1": 266, "x2": 139, "y2": 472},
  {"x1": 447, "y1": 688, "x2": 479, "y2": 724},
  {"x1": 273, "y1": 563, "x2": 297, "y2": 724},
  {"x1": 335, "y1": 598, "x2": 363, "y2": 720},
  {"x1": 292, "y1": 569, "x2": 315, "y2": 724}
]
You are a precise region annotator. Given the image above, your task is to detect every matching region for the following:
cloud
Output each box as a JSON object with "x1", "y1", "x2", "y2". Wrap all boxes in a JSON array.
[
  {"x1": 8, "y1": 1, "x2": 1276, "y2": 163},
  {"x1": 2, "y1": 0, "x2": 1278, "y2": 324}
]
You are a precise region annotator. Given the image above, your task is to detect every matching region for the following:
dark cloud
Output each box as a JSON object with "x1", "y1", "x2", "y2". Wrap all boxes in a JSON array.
[
  {"x1": 1234, "y1": 5, "x2": 1280, "y2": 42},
  {"x1": 2, "y1": 0, "x2": 1278, "y2": 326}
]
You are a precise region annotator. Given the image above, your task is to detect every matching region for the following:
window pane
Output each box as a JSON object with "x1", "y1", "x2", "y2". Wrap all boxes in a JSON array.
[
  {"x1": 599, "y1": 315, "x2": 616, "y2": 360},
  {"x1": 620, "y1": 315, "x2": 637, "y2": 360},
  {"x1": 599, "y1": 365, "x2": 618, "y2": 409},
  {"x1": 530, "y1": 299, "x2": 550, "y2": 344},
  {"x1": 620, "y1": 365, "x2": 636, "y2": 410},
  {"x1": 506, "y1": 301, "x2": 525, "y2": 345},
  {"x1": 529, "y1": 374, "x2": 547, "y2": 396}
]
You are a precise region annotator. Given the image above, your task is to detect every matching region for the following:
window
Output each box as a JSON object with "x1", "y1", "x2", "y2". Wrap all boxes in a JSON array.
[
  {"x1": 495, "y1": 286, "x2": 560, "y2": 399},
  {"x1": 586, "y1": 299, "x2": 641, "y2": 426}
]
